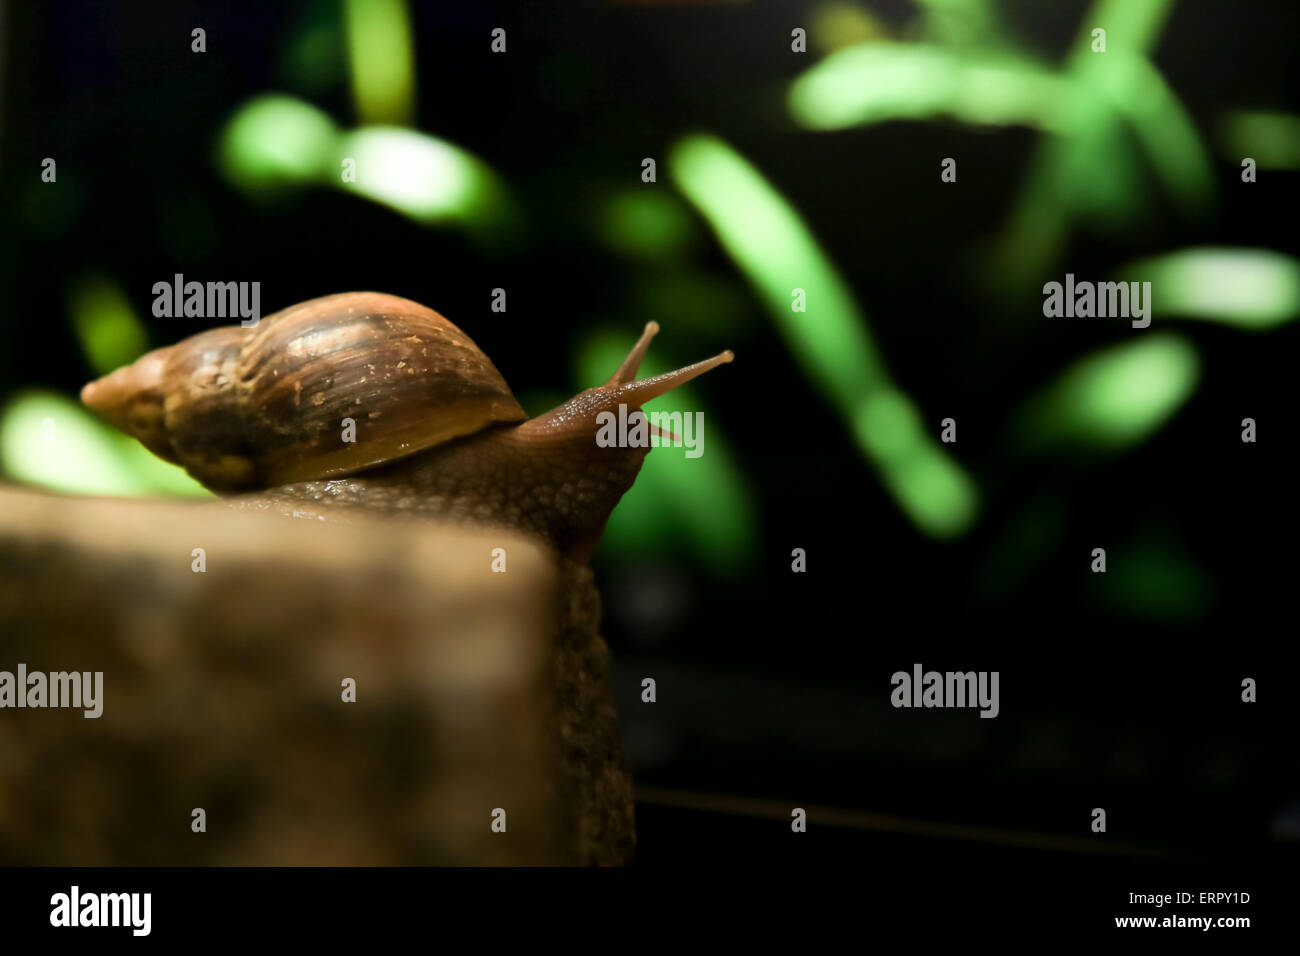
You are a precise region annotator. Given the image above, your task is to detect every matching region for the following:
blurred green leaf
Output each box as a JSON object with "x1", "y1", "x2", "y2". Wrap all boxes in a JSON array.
[
  {"x1": 914, "y1": 0, "x2": 1004, "y2": 50},
  {"x1": 343, "y1": 0, "x2": 416, "y2": 125},
  {"x1": 69, "y1": 275, "x2": 149, "y2": 377},
  {"x1": 633, "y1": 270, "x2": 751, "y2": 337},
  {"x1": 789, "y1": 44, "x2": 1071, "y2": 132},
  {"x1": 0, "y1": 390, "x2": 213, "y2": 498},
  {"x1": 282, "y1": 1, "x2": 346, "y2": 93},
  {"x1": 669, "y1": 134, "x2": 883, "y2": 400},
  {"x1": 598, "y1": 189, "x2": 697, "y2": 263},
  {"x1": 1075, "y1": 0, "x2": 1175, "y2": 53},
  {"x1": 1119, "y1": 248, "x2": 1300, "y2": 330},
  {"x1": 220, "y1": 96, "x2": 516, "y2": 238},
  {"x1": 219, "y1": 94, "x2": 341, "y2": 190},
  {"x1": 1052, "y1": 94, "x2": 1144, "y2": 221},
  {"x1": 809, "y1": 2, "x2": 892, "y2": 54},
  {"x1": 1093, "y1": 532, "x2": 1214, "y2": 623},
  {"x1": 668, "y1": 134, "x2": 978, "y2": 538},
  {"x1": 1086, "y1": 53, "x2": 1213, "y2": 217},
  {"x1": 789, "y1": 0, "x2": 1205, "y2": 290},
  {"x1": 1219, "y1": 110, "x2": 1300, "y2": 169},
  {"x1": 1016, "y1": 334, "x2": 1199, "y2": 452},
  {"x1": 990, "y1": 0, "x2": 1201, "y2": 286},
  {"x1": 978, "y1": 494, "x2": 1067, "y2": 600},
  {"x1": 335, "y1": 127, "x2": 510, "y2": 228}
]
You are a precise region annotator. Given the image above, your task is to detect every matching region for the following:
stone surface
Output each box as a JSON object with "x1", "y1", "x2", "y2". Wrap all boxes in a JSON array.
[{"x1": 0, "y1": 486, "x2": 614, "y2": 865}]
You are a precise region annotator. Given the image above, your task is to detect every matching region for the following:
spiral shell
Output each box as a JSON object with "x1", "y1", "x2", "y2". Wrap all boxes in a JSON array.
[{"x1": 81, "y1": 292, "x2": 527, "y2": 491}]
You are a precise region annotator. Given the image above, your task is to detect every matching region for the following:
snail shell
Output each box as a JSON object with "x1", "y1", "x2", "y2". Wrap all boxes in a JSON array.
[{"x1": 81, "y1": 292, "x2": 527, "y2": 491}]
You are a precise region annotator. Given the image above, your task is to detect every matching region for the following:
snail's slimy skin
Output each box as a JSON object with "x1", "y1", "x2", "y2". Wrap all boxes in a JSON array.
[
  {"x1": 235, "y1": 409, "x2": 651, "y2": 563},
  {"x1": 229, "y1": 340, "x2": 732, "y2": 561}
]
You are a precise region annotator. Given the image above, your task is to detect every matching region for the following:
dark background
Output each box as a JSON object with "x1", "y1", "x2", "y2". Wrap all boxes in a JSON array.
[{"x1": 1, "y1": 0, "x2": 1294, "y2": 895}]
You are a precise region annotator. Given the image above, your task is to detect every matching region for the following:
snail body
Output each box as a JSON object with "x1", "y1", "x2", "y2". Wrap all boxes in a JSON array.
[{"x1": 81, "y1": 291, "x2": 732, "y2": 559}]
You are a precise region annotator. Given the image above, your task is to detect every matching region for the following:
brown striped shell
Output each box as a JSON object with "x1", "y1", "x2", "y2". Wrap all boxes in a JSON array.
[{"x1": 80, "y1": 292, "x2": 527, "y2": 491}]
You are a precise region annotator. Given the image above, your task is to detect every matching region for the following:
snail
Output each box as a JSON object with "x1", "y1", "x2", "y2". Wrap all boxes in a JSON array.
[
  {"x1": 80, "y1": 291, "x2": 733, "y2": 559},
  {"x1": 80, "y1": 290, "x2": 733, "y2": 865}
]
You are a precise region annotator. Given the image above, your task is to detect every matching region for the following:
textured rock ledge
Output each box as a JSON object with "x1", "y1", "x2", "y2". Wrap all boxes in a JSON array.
[{"x1": 0, "y1": 485, "x2": 632, "y2": 865}]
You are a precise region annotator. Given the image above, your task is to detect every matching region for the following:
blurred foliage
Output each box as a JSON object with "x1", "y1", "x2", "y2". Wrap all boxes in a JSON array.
[
  {"x1": 343, "y1": 0, "x2": 416, "y2": 125},
  {"x1": 598, "y1": 189, "x2": 699, "y2": 264},
  {"x1": 977, "y1": 494, "x2": 1067, "y2": 601},
  {"x1": 1118, "y1": 248, "x2": 1300, "y2": 330},
  {"x1": 1220, "y1": 111, "x2": 1300, "y2": 169},
  {"x1": 1015, "y1": 335, "x2": 1200, "y2": 453},
  {"x1": 0, "y1": 391, "x2": 211, "y2": 498},
  {"x1": 219, "y1": 95, "x2": 513, "y2": 236},
  {"x1": 2, "y1": 0, "x2": 1296, "y2": 622},
  {"x1": 69, "y1": 276, "x2": 150, "y2": 377},
  {"x1": 669, "y1": 133, "x2": 978, "y2": 539},
  {"x1": 1094, "y1": 531, "x2": 1215, "y2": 623},
  {"x1": 281, "y1": 0, "x2": 346, "y2": 93},
  {"x1": 809, "y1": 2, "x2": 890, "y2": 54},
  {"x1": 219, "y1": 94, "x2": 341, "y2": 190},
  {"x1": 789, "y1": 45, "x2": 1071, "y2": 132},
  {"x1": 990, "y1": 0, "x2": 1210, "y2": 285},
  {"x1": 790, "y1": 0, "x2": 1220, "y2": 290},
  {"x1": 913, "y1": 0, "x2": 1008, "y2": 51},
  {"x1": 336, "y1": 127, "x2": 512, "y2": 231}
]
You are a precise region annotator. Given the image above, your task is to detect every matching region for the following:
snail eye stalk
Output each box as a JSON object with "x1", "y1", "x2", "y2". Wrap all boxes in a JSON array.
[{"x1": 605, "y1": 321, "x2": 660, "y2": 387}]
